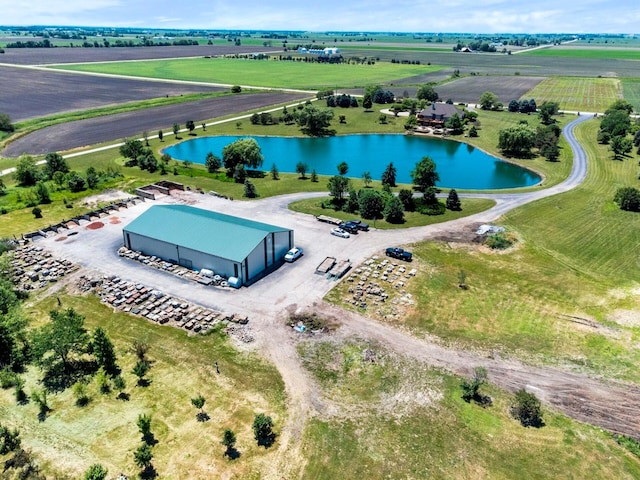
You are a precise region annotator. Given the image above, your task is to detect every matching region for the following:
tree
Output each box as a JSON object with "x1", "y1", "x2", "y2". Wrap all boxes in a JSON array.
[
  {"x1": 31, "y1": 207, "x2": 42, "y2": 218},
  {"x1": 498, "y1": 124, "x2": 536, "y2": 157},
  {"x1": 446, "y1": 189, "x2": 462, "y2": 211},
  {"x1": 511, "y1": 388, "x2": 544, "y2": 427},
  {"x1": 142, "y1": 130, "x2": 149, "y2": 146},
  {"x1": 0, "y1": 112, "x2": 14, "y2": 132},
  {"x1": 479, "y1": 91, "x2": 498, "y2": 110},
  {"x1": 222, "y1": 429, "x2": 238, "y2": 457},
  {"x1": 132, "y1": 360, "x2": 150, "y2": 386},
  {"x1": 92, "y1": 327, "x2": 118, "y2": 375},
  {"x1": 44, "y1": 152, "x2": 69, "y2": 180},
  {"x1": 172, "y1": 123, "x2": 180, "y2": 137},
  {"x1": 119, "y1": 138, "x2": 145, "y2": 166},
  {"x1": 191, "y1": 394, "x2": 209, "y2": 422},
  {"x1": 416, "y1": 84, "x2": 439, "y2": 102},
  {"x1": 253, "y1": 413, "x2": 275, "y2": 447},
  {"x1": 67, "y1": 171, "x2": 87, "y2": 192},
  {"x1": 538, "y1": 101, "x2": 559, "y2": 124},
  {"x1": 610, "y1": 135, "x2": 633, "y2": 159},
  {"x1": 508, "y1": 99, "x2": 520, "y2": 112},
  {"x1": 132, "y1": 339, "x2": 149, "y2": 362},
  {"x1": 133, "y1": 442, "x2": 154, "y2": 469},
  {"x1": 72, "y1": 381, "x2": 90, "y2": 406},
  {"x1": 461, "y1": 367, "x2": 488, "y2": 403},
  {"x1": 86, "y1": 166, "x2": 99, "y2": 189},
  {"x1": 222, "y1": 138, "x2": 264, "y2": 175},
  {"x1": 606, "y1": 99, "x2": 634, "y2": 115},
  {"x1": 186, "y1": 120, "x2": 195, "y2": 135},
  {"x1": 398, "y1": 189, "x2": 415, "y2": 211},
  {"x1": 296, "y1": 162, "x2": 308, "y2": 179},
  {"x1": 205, "y1": 152, "x2": 222, "y2": 173},
  {"x1": 270, "y1": 163, "x2": 279, "y2": 180},
  {"x1": 362, "y1": 171, "x2": 372, "y2": 187},
  {"x1": 233, "y1": 165, "x2": 246, "y2": 184},
  {"x1": 411, "y1": 156, "x2": 440, "y2": 192},
  {"x1": 445, "y1": 113, "x2": 464, "y2": 134},
  {"x1": 34, "y1": 181, "x2": 51, "y2": 204},
  {"x1": 243, "y1": 179, "x2": 258, "y2": 198},
  {"x1": 614, "y1": 187, "x2": 640, "y2": 212},
  {"x1": 84, "y1": 464, "x2": 108, "y2": 480},
  {"x1": 137, "y1": 413, "x2": 154, "y2": 444},
  {"x1": 310, "y1": 169, "x2": 318, "y2": 182},
  {"x1": 337, "y1": 162, "x2": 348, "y2": 175},
  {"x1": 468, "y1": 125, "x2": 478, "y2": 137},
  {"x1": 31, "y1": 308, "x2": 89, "y2": 373},
  {"x1": 600, "y1": 109, "x2": 631, "y2": 137},
  {"x1": 297, "y1": 105, "x2": 334, "y2": 136},
  {"x1": 327, "y1": 175, "x2": 350, "y2": 202},
  {"x1": 381, "y1": 162, "x2": 397, "y2": 187},
  {"x1": 383, "y1": 195, "x2": 405, "y2": 223},
  {"x1": 231, "y1": 85, "x2": 242, "y2": 93},
  {"x1": 15, "y1": 155, "x2": 40, "y2": 187},
  {"x1": 362, "y1": 94, "x2": 373, "y2": 111},
  {"x1": 158, "y1": 130, "x2": 163, "y2": 142},
  {"x1": 358, "y1": 189, "x2": 385, "y2": 220}
]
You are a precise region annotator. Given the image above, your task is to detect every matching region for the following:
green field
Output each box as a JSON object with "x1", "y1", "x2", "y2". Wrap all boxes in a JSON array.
[
  {"x1": 299, "y1": 339, "x2": 640, "y2": 479},
  {"x1": 621, "y1": 78, "x2": 640, "y2": 111},
  {"x1": 521, "y1": 47, "x2": 640, "y2": 61},
  {"x1": 524, "y1": 77, "x2": 622, "y2": 112},
  {"x1": 51, "y1": 57, "x2": 444, "y2": 90},
  {"x1": 327, "y1": 119, "x2": 640, "y2": 382},
  {"x1": 0, "y1": 294, "x2": 285, "y2": 478}
]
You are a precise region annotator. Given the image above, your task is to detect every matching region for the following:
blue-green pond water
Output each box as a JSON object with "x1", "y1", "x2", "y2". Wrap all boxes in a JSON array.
[{"x1": 164, "y1": 134, "x2": 541, "y2": 189}]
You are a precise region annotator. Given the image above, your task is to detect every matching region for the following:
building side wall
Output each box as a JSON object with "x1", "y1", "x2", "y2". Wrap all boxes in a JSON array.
[
  {"x1": 246, "y1": 240, "x2": 267, "y2": 281},
  {"x1": 177, "y1": 245, "x2": 240, "y2": 280},
  {"x1": 125, "y1": 232, "x2": 180, "y2": 263},
  {"x1": 273, "y1": 231, "x2": 292, "y2": 259}
]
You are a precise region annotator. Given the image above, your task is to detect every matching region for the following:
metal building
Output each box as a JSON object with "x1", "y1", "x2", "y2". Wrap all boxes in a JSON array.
[{"x1": 122, "y1": 205, "x2": 293, "y2": 285}]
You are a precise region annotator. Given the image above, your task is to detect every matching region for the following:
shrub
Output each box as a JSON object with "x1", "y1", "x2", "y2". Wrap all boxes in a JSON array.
[
  {"x1": 417, "y1": 201, "x2": 445, "y2": 216},
  {"x1": 31, "y1": 207, "x2": 42, "y2": 219},
  {"x1": 485, "y1": 232, "x2": 513, "y2": 249},
  {"x1": 613, "y1": 186, "x2": 640, "y2": 212},
  {"x1": 511, "y1": 388, "x2": 544, "y2": 427},
  {"x1": 231, "y1": 85, "x2": 242, "y2": 93}
]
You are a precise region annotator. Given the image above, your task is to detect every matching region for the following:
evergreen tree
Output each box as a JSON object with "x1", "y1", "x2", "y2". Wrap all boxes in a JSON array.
[
  {"x1": 381, "y1": 162, "x2": 397, "y2": 187},
  {"x1": 92, "y1": 327, "x2": 118, "y2": 375},
  {"x1": 446, "y1": 189, "x2": 462, "y2": 211}
]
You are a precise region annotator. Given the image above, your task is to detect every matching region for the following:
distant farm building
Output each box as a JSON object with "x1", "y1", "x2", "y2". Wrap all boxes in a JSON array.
[
  {"x1": 417, "y1": 103, "x2": 465, "y2": 127},
  {"x1": 297, "y1": 47, "x2": 341, "y2": 55},
  {"x1": 122, "y1": 205, "x2": 293, "y2": 286}
]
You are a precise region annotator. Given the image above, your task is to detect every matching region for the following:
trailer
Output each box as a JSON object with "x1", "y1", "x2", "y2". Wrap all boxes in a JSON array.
[
  {"x1": 316, "y1": 256, "x2": 337, "y2": 274},
  {"x1": 316, "y1": 215, "x2": 343, "y2": 225},
  {"x1": 327, "y1": 259, "x2": 352, "y2": 280}
]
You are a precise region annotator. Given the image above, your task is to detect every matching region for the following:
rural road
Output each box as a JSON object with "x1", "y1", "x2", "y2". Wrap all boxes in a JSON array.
[{"x1": 37, "y1": 112, "x2": 640, "y2": 472}]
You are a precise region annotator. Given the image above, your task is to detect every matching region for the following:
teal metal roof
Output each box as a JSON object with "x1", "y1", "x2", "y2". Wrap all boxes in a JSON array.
[{"x1": 123, "y1": 205, "x2": 290, "y2": 262}]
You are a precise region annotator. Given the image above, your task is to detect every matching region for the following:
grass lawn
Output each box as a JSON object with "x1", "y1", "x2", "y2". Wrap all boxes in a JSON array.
[
  {"x1": 289, "y1": 196, "x2": 495, "y2": 229},
  {"x1": 521, "y1": 48, "x2": 640, "y2": 61},
  {"x1": 298, "y1": 339, "x2": 640, "y2": 479},
  {"x1": 621, "y1": 78, "x2": 640, "y2": 112},
  {"x1": 0, "y1": 293, "x2": 285, "y2": 478},
  {"x1": 326, "y1": 119, "x2": 640, "y2": 381},
  {"x1": 50, "y1": 57, "x2": 444, "y2": 90},
  {"x1": 523, "y1": 77, "x2": 622, "y2": 112}
]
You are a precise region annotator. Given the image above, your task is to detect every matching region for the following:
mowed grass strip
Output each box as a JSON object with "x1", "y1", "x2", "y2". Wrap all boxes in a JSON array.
[
  {"x1": 521, "y1": 47, "x2": 640, "y2": 61},
  {"x1": 523, "y1": 77, "x2": 622, "y2": 112},
  {"x1": 51, "y1": 57, "x2": 444, "y2": 90},
  {"x1": 0, "y1": 293, "x2": 285, "y2": 478},
  {"x1": 621, "y1": 78, "x2": 640, "y2": 112},
  {"x1": 298, "y1": 339, "x2": 640, "y2": 479}
]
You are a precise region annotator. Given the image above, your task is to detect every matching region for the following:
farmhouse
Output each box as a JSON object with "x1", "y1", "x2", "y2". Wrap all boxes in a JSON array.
[
  {"x1": 417, "y1": 103, "x2": 465, "y2": 127},
  {"x1": 122, "y1": 205, "x2": 293, "y2": 286}
]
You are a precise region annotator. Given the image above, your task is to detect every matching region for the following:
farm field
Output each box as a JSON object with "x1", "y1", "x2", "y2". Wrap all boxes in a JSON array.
[
  {"x1": 434, "y1": 75, "x2": 546, "y2": 105},
  {"x1": 1, "y1": 91, "x2": 310, "y2": 157},
  {"x1": 51, "y1": 57, "x2": 444, "y2": 90},
  {"x1": 0, "y1": 44, "x2": 281, "y2": 65},
  {"x1": 521, "y1": 47, "x2": 640, "y2": 60},
  {"x1": 0, "y1": 65, "x2": 225, "y2": 123},
  {"x1": 523, "y1": 77, "x2": 622, "y2": 112},
  {"x1": 298, "y1": 339, "x2": 640, "y2": 479}
]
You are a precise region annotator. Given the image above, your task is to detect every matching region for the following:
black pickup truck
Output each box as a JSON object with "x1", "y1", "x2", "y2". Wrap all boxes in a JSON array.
[{"x1": 385, "y1": 247, "x2": 412, "y2": 262}]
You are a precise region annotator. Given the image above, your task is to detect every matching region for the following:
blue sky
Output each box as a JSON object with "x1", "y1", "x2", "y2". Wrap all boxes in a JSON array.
[{"x1": 1, "y1": 0, "x2": 639, "y2": 33}]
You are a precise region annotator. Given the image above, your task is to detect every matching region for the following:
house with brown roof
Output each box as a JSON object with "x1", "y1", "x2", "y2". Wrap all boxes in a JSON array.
[{"x1": 417, "y1": 103, "x2": 465, "y2": 127}]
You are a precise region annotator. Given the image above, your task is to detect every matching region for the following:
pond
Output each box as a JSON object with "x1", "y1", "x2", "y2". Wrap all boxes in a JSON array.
[{"x1": 163, "y1": 134, "x2": 541, "y2": 189}]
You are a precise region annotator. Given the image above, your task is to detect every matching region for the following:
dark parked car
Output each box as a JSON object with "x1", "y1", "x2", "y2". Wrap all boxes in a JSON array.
[
  {"x1": 347, "y1": 219, "x2": 370, "y2": 231},
  {"x1": 385, "y1": 247, "x2": 412, "y2": 262},
  {"x1": 340, "y1": 222, "x2": 359, "y2": 234}
]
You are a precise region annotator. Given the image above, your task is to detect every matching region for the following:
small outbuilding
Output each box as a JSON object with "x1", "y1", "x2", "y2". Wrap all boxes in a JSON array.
[{"x1": 122, "y1": 205, "x2": 293, "y2": 285}]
